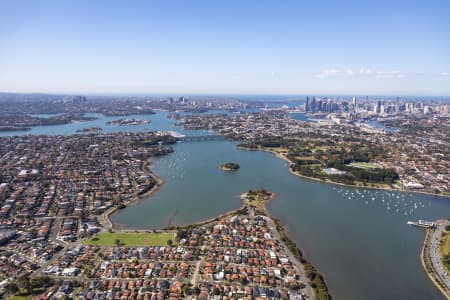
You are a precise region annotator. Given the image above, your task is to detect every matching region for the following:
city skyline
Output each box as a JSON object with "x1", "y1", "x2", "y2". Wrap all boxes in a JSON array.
[{"x1": 1, "y1": 0, "x2": 450, "y2": 95}]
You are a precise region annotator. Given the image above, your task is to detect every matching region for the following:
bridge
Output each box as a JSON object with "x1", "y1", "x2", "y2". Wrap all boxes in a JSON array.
[{"x1": 179, "y1": 135, "x2": 225, "y2": 142}]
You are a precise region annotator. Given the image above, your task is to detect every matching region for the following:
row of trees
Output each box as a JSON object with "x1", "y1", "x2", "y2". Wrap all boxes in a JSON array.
[{"x1": 6, "y1": 275, "x2": 54, "y2": 296}]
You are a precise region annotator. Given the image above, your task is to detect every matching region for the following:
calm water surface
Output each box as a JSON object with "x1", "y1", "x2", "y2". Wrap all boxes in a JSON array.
[
  {"x1": 112, "y1": 137, "x2": 449, "y2": 300},
  {"x1": 2, "y1": 112, "x2": 448, "y2": 300}
]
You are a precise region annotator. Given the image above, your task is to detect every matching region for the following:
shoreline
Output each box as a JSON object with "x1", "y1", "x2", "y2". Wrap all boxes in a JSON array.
[
  {"x1": 165, "y1": 190, "x2": 331, "y2": 300},
  {"x1": 163, "y1": 190, "x2": 276, "y2": 230},
  {"x1": 100, "y1": 155, "x2": 330, "y2": 299},
  {"x1": 102, "y1": 161, "x2": 165, "y2": 230},
  {"x1": 237, "y1": 146, "x2": 450, "y2": 200},
  {"x1": 420, "y1": 221, "x2": 450, "y2": 299},
  {"x1": 261, "y1": 201, "x2": 331, "y2": 300},
  {"x1": 102, "y1": 188, "x2": 330, "y2": 299}
]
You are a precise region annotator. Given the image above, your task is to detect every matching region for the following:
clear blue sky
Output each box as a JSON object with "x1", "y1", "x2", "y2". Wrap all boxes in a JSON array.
[{"x1": 1, "y1": 0, "x2": 449, "y2": 95}]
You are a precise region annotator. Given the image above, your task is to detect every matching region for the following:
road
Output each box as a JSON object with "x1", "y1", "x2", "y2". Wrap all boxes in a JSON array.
[
  {"x1": 423, "y1": 220, "x2": 450, "y2": 299},
  {"x1": 260, "y1": 214, "x2": 314, "y2": 299}
]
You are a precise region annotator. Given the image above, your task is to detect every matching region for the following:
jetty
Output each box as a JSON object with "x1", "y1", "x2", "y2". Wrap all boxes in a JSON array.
[{"x1": 407, "y1": 220, "x2": 436, "y2": 229}]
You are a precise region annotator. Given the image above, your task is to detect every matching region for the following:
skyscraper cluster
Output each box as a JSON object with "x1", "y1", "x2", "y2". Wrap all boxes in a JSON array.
[
  {"x1": 304, "y1": 96, "x2": 339, "y2": 113},
  {"x1": 303, "y1": 96, "x2": 449, "y2": 116}
]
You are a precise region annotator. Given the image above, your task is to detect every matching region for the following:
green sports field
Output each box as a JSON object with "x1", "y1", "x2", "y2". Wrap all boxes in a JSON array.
[
  {"x1": 83, "y1": 232, "x2": 175, "y2": 246},
  {"x1": 347, "y1": 162, "x2": 382, "y2": 169}
]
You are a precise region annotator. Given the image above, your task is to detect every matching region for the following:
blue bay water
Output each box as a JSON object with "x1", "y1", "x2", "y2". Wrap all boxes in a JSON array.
[{"x1": 1, "y1": 112, "x2": 448, "y2": 300}]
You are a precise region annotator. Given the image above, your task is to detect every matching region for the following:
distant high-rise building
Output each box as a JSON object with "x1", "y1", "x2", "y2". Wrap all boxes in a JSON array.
[
  {"x1": 311, "y1": 96, "x2": 317, "y2": 113},
  {"x1": 305, "y1": 96, "x2": 310, "y2": 112},
  {"x1": 374, "y1": 100, "x2": 382, "y2": 114},
  {"x1": 352, "y1": 96, "x2": 357, "y2": 112},
  {"x1": 63, "y1": 95, "x2": 87, "y2": 104}
]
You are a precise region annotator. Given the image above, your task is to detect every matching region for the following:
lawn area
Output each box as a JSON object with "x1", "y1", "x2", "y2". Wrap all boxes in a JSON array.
[
  {"x1": 347, "y1": 162, "x2": 382, "y2": 169},
  {"x1": 440, "y1": 230, "x2": 450, "y2": 273},
  {"x1": 83, "y1": 232, "x2": 175, "y2": 246},
  {"x1": 442, "y1": 232, "x2": 450, "y2": 254},
  {"x1": 9, "y1": 295, "x2": 31, "y2": 300},
  {"x1": 294, "y1": 156, "x2": 316, "y2": 161}
]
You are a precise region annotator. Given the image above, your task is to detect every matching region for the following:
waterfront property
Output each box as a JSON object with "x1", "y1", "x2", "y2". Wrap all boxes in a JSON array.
[
  {"x1": 177, "y1": 111, "x2": 449, "y2": 196},
  {"x1": 112, "y1": 128, "x2": 450, "y2": 300},
  {"x1": 0, "y1": 110, "x2": 449, "y2": 300},
  {"x1": 10, "y1": 199, "x2": 319, "y2": 300}
]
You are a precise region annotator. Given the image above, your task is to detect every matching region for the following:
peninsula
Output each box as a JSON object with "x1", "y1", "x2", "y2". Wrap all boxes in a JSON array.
[
  {"x1": 2, "y1": 187, "x2": 329, "y2": 300},
  {"x1": 177, "y1": 110, "x2": 449, "y2": 197},
  {"x1": 0, "y1": 127, "x2": 327, "y2": 300}
]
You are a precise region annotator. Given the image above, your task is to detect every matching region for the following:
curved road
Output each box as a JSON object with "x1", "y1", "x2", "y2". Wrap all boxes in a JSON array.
[{"x1": 423, "y1": 220, "x2": 450, "y2": 299}]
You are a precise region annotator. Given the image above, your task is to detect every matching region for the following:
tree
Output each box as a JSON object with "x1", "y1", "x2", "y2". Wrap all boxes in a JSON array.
[
  {"x1": 30, "y1": 276, "x2": 53, "y2": 290},
  {"x1": 167, "y1": 239, "x2": 173, "y2": 246},
  {"x1": 6, "y1": 282, "x2": 19, "y2": 294},
  {"x1": 17, "y1": 276, "x2": 31, "y2": 295},
  {"x1": 193, "y1": 286, "x2": 200, "y2": 295},
  {"x1": 114, "y1": 239, "x2": 121, "y2": 247}
]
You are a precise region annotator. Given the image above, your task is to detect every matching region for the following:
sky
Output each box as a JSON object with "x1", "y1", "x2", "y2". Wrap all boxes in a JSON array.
[{"x1": 0, "y1": 0, "x2": 449, "y2": 96}]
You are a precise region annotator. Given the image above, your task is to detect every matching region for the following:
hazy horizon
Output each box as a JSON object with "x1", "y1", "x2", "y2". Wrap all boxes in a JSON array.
[
  {"x1": 1, "y1": 91, "x2": 450, "y2": 100},
  {"x1": 1, "y1": 0, "x2": 449, "y2": 95}
]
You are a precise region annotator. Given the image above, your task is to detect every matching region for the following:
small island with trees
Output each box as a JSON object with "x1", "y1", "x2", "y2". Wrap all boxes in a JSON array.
[{"x1": 220, "y1": 162, "x2": 240, "y2": 171}]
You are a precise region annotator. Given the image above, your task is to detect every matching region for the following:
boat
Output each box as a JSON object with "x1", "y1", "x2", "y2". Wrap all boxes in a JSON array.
[{"x1": 407, "y1": 220, "x2": 435, "y2": 229}]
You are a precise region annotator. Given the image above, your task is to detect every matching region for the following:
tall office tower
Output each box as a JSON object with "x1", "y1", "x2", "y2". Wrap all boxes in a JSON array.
[
  {"x1": 327, "y1": 102, "x2": 332, "y2": 113},
  {"x1": 311, "y1": 96, "x2": 317, "y2": 113},
  {"x1": 305, "y1": 96, "x2": 310, "y2": 112},
  {"x1": 374, "y1": 100, "x2": 382, "y2": 114},
  {"x1": 352, "y1": 96, "x2": 357, "y2": 112}
]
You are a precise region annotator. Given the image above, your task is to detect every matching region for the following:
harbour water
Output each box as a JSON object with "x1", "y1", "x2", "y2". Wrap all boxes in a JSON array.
[{"x1": 2, "y1": 112, "x2": 449, "y2": 300}]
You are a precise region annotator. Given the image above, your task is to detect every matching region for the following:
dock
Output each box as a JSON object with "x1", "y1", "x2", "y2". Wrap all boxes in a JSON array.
[{"x1": 407, "y1": 220, "x2": 436, "y2": 229}]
